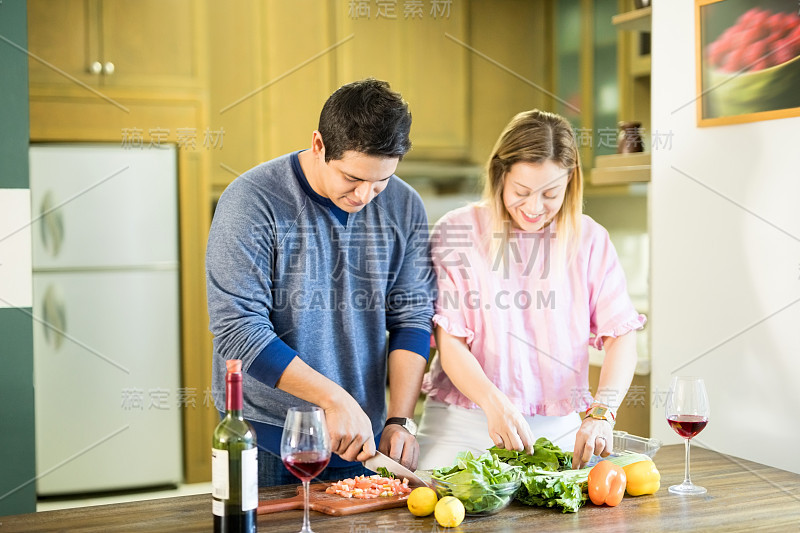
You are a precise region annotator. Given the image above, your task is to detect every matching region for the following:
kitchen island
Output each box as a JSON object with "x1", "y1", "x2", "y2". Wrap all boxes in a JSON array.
[{"x1": 2, "y1": 445, "x2": 799, "y2": 532}]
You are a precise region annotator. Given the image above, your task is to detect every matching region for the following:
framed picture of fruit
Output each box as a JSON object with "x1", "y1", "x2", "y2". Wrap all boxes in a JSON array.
[{"x1": 695, "y1": 0, "x2": 800, "y2": 126}]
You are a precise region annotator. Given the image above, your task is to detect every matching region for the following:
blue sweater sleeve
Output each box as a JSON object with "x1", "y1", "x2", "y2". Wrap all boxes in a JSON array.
[
  {"x1": 383, "y1": 188, "x2": 436, "y2": 346},
  {"x1": 206, "y1": 176, "x2": 294, "y2": 389},
  {"x1": 388, "y1": 327, "x2": 432, "y2": 360},
  {"x1": 247, "y1": 337, "x2": 299, "y2": 388}
]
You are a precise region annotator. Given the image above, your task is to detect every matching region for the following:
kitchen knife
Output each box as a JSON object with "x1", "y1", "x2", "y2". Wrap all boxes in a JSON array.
[{"x1": 362, "y1": 451, "x2": 429, "y2": 487}]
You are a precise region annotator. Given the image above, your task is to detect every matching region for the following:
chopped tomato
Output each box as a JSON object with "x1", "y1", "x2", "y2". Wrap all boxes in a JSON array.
[
  {"x1": 325, "y1": 475, "x2": 412, "y2": 499},
  {"x1": 355, "y1": 478, "x2": 374, "y2": 490}
]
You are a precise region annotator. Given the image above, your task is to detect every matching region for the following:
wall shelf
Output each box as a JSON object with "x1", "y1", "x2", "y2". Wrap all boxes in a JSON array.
[
  {"x1": 612, "y1": 6, "x2": 652, "y2": 32},
  {"x1": 590, "y1": 152, "x2": 651, "y2": 185}
]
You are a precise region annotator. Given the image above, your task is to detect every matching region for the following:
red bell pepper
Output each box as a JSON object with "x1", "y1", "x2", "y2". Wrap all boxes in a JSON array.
[{"x1": 588, "y1": 460, "x2": 627, "y2": 507}]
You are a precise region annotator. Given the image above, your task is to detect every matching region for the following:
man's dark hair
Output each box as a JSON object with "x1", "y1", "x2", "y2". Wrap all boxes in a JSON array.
[{"x1": 318, "y1": 78, "x2": 412, "y2": 162}]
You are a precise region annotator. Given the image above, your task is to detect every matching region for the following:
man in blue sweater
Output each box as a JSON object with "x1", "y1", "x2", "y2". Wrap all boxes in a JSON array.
[{"x1": 206, "y1": 79, "x2": 436, "y2": 486}]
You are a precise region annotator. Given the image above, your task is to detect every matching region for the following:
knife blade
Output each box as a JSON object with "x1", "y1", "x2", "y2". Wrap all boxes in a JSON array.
[{"x1": 362, "y1": 451, "x2": 428, "y2": 487}]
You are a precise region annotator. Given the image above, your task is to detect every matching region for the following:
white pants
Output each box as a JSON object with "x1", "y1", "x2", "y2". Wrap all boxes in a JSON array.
[{"x1": 416, "y1": 398, "x2": 581, "y2": 471}]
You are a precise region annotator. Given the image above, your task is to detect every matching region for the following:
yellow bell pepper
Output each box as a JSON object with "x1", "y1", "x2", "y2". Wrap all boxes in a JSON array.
[{"x1": 623, "y1": 460, "x2": 661, "y2": 496}]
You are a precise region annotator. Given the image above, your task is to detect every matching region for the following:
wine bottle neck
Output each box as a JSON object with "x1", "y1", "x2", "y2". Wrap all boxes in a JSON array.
[{"x1": 226, "y1": 371, "x2": 243, "y2": 413}]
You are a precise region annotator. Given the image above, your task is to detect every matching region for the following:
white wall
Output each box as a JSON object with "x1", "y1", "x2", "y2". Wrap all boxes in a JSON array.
[{"x1": 651, "y1": 1, "x2": 800, "y2": 474}]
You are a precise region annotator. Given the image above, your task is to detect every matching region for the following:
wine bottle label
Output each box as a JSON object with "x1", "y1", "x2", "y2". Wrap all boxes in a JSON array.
[
  {"x1": 211, "y1": 448, "x2": 229, "y2": 500},
  {"x1": 211, "y1": 497, "x2": 224, "y2": 517},
  {"x1": 241, "y1": 447, "x2": 258, "y2": 511}
]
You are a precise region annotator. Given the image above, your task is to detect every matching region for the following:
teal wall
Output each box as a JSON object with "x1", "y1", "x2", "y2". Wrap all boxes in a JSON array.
[
  {"x1": 0, "y1": 310, "x2": 35, "y2": 515},
  {"x1": 1, "y1": 0, "x2": 31, "y2": 190},
  {"x1": 0, "y1": 0, "x2": 36, "y2": 517}
]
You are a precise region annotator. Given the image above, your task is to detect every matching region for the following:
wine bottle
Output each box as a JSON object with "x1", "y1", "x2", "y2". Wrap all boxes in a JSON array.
[{"x1": 212, "y1": 359, "x2": 258, "y2": 533}]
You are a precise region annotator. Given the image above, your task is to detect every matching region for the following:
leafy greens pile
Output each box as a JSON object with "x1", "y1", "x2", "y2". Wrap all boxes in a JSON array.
[
  {"x1": 489, "y1": 437, "x2": 587, "y2": 513},
  {"x1": 431, "y1": 450, "x2": 521, "y2": 514},
  {"x1": 490, "y1": 438, "x2": 651, "y2": 513},
  {"x1": 489, "y1": 437, "x2": 573, "y2": 471},
  {"x1": 514, "y1": 467, "x2": 590, "y2": 513}
]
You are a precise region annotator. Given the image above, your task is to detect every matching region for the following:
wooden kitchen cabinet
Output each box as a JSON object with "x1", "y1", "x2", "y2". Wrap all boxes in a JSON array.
[
  {"x1": 28, "y1": 0, "x2": 202, "y2": 91},
  {"x1": 206, "y1": 0, "x2": 267, "y2": 189},
  {"x1": 27, "y1": 0, "x2": 98, "y2": 87},
  {"x1": 467, "y1": 0, "x2": 553, "y2": 164},
  {"x1": 333, "y1": 0, "x2": 470, "y2": 160},
  {"x1": 261, "y1": 1, "x2": 337, "y2": 160},
  {"x1": 206, "y1": 0, "x2": 338, "y2": 189},
  {"x1": 207, "y1": 0, "x2": 471, "y2": 189}
]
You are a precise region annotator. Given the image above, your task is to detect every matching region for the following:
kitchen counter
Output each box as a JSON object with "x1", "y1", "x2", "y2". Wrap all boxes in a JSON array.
[{"x1": 3, "y1": 445, "x2": 799, "y2": 532}]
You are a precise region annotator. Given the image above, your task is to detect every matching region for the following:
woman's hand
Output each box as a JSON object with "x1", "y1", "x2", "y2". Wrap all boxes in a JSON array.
[
  {"x1": 434, "y1": 327, "x2": 534, "y2": 453},
  {"x1": 482, "y1": 392, "x2": 535, "y2": 453},
  {"x1": 572, "y1": 416, "x2": 614, "y2": 469}
]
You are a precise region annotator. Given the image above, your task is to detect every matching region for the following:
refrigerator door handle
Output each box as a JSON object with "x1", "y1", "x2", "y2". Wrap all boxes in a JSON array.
[
  {"x1": 40, "y1": 190, "x2": 64, "y2": 257},
  {"x1": 42, "y1": 284, "x2": 66, "y2": 351}
]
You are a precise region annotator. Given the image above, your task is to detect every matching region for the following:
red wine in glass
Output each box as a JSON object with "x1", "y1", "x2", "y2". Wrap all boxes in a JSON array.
[
  {"x1": 665, "y1": 376, "x2": 710, "y2": 495},
  {"x1": 282, "y1": 451, "x2": 330, "y2": 483},
  {"x1": 667, "y1": 415, "x2": 708, "y2": 439},
  {"x1": 281, "y1": 407, "x2": 331, "y2": 533}
]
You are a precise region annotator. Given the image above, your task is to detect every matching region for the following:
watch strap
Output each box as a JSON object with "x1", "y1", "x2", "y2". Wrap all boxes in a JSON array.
[{"x1": 384, "y1": 417, "x2": 417, "y2": 436}]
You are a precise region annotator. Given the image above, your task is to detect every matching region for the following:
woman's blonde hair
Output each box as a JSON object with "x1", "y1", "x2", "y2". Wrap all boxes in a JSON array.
[{"x1": 482, "y1": 109, "x2": 584, "y2": 269}]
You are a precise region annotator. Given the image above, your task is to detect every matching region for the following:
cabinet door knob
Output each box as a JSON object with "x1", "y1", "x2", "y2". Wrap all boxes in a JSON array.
[
  {"x1": 103, "y1": 61, "x2": 115, "y2": 75},
  {"x1": 89, "y1": 61, "x2": 103, "y2": 74}
]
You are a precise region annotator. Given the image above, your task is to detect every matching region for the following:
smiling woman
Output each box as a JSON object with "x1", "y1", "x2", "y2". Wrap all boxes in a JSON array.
[
  {"x1": 502, "y1": 160, "x2": 570, "y2": 233},
  {"x1": 484, "y1": 110, "x2": 585, "y2": 266},
  {"x1": 417, "y1": 109, "x2": 645, "y2": 471}
]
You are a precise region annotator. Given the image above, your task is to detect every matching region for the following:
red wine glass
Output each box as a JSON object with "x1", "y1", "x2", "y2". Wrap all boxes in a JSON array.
[
  {"x1": 665, "y1": 376, "x2": 710, "y2": 495},
  {"x1": 281, "y1": 406, "x2": 331, "y2": 533}
]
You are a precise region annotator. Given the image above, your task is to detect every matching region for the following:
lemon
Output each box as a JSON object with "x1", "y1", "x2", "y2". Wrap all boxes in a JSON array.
[
  {"x1": 434, "y1": 496, "x2": 465, "y2": 528},
  {"x1": 407, "y1": 486, "x2": 438, "y2": 517}
]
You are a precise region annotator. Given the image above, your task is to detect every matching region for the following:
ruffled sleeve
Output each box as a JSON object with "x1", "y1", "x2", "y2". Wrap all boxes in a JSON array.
[
  {"x1": 587, "y1": 226, "x2": 646, "y2": 350},
  {"x1": 432, "y1": 313, "x2": 475, "y2": 345}
]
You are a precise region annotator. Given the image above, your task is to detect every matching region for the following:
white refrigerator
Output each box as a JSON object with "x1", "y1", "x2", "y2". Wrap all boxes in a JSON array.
[{"x1": 29, "y1": 144, "x2": 182, "y2": 495}]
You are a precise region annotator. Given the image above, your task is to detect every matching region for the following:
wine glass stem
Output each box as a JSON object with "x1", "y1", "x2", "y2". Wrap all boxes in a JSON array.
[
  {"x1": 683, "y1": 438, "x2": 693, "y2": 485},
  {"x1": 302, "y1": 480, "x2": 311, "y2": 532}
]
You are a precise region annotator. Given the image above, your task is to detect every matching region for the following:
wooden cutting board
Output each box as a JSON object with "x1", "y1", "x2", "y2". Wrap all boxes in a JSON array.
[{"x1": 257, "y1": 483, "x2": 410, "y2": 516}]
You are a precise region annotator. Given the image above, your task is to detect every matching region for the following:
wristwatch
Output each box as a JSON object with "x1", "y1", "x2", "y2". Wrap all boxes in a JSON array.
[
  {"x1": 384, "y1": 417, "x2": 418, "y2": 437},
  {"x1": 584, "y1": 403, "x2": 616, "y2": 427}
]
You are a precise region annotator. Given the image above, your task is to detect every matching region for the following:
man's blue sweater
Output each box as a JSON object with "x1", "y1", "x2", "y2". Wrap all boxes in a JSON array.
[{"x1": 206, "y1": 151, "x2": 435, "y2": 465}]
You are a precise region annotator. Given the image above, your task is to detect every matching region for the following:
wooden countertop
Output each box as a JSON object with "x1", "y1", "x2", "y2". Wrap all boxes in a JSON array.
[{"x1": 2, "y1": 444, "x2": 799, "y2": 532}]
